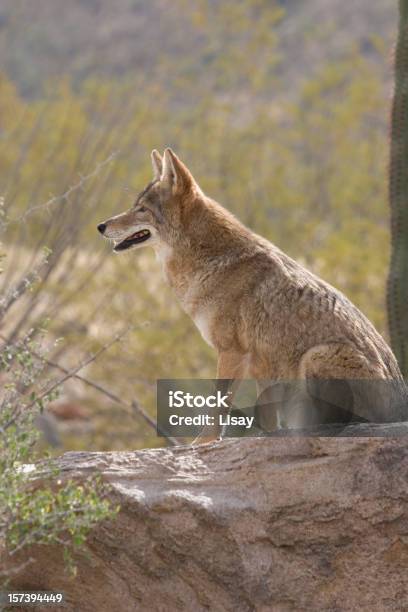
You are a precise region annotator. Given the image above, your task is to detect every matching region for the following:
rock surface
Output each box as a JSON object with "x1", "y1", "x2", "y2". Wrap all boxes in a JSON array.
[{"x1": 6, "y1": 425, "x2": 408, "y2": 612}]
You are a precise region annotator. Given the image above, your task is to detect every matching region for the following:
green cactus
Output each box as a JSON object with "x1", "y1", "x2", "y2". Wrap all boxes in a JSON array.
[{"x1": 387, "y1": 0, "x2": 408, "y2": 379}]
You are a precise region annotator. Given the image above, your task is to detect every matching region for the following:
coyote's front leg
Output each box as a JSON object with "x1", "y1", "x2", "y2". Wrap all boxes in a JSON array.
[{"x1": 192, "y1": 351, "x2": 247, "y2": 445}]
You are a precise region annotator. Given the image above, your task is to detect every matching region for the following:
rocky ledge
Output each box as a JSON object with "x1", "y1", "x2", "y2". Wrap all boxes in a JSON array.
[{"x1": 5, "y1": 423, "x2": 408, "y2": 612}]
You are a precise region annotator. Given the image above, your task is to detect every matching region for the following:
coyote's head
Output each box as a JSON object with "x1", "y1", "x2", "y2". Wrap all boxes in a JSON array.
[{"x1": 97, "y1": 148, "x2": 198, "y2": 252}]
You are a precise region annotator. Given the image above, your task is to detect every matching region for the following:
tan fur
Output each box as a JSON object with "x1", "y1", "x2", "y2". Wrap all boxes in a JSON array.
[{"x1": 99, "y1": 148, "x2": 407, "y2": 441}]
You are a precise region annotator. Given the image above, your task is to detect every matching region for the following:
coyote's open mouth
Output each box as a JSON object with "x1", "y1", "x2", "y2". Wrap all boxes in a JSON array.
[{"x1": 114, "y1": 229, "x2": 151, "y2": 251}]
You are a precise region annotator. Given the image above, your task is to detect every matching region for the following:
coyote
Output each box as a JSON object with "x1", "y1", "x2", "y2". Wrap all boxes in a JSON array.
[{"x1": 98, "y1": 148, "x2": 407, "y2": 441}]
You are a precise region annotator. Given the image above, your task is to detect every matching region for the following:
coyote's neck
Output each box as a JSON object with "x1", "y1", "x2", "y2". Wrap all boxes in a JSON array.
[{"x1": 154, "y1": 195, "x2": 274, "y2": 315}]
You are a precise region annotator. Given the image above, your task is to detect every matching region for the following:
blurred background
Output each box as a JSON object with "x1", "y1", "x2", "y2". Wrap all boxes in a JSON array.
[{"x1": 0, "y1": 0, "x2": 397, "y2": 451}]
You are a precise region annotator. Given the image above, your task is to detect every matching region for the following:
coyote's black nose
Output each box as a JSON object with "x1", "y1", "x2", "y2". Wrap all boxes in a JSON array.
[{"x1": 97, "y1": 223, "x2": 106, "y2": 235}]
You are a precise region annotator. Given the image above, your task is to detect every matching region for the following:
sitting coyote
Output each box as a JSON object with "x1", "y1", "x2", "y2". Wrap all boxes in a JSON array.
[{"x1": 98, "y1": 148, "x2": 407, "y2": 441}]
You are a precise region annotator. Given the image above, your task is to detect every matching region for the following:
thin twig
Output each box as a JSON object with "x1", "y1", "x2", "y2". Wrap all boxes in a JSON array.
[
  {"x1": 0, "y1": 332, "x2": 178, "y2": 446},
  {"x1": 0, "y1": 329, "x2": 131, "y2": 433},
  {"x1": 23, "y1": 329, "x2": 130, "y2": 412},
  {"x1": 42, "y1": 354, "x2": 178, "y2": 446},
  {"x1": 0, "y1": 255, "x2": 50, "y2": 319},
  {"x1": 4, "y1": 152, "x2": 118, "y2": 227},
  {"x1": 0, "y1": 556, "x2": 34, "y2": 577}
]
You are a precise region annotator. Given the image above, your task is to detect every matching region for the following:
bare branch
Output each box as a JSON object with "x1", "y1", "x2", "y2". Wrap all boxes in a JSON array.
[
  {"x1": 5, "y1": 336, "x2": 179, "y2": 447},
  {"x1": 3, "y1": 151, "x2": 118, "y2": 228},
  {"x1": 0, "y1": 253, "x2": 50, "y2": 320},
  {"x1": 23, "y1": 328, "x2": 130, "y2": 413},
  {"x1": 0, "y1": 329, "x2": 131, "y2": 435}
]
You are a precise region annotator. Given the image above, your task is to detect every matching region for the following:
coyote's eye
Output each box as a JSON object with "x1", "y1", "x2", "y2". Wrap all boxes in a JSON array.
[{"x1": 138, "y1": 205, "x2": 147, "y2": 212}]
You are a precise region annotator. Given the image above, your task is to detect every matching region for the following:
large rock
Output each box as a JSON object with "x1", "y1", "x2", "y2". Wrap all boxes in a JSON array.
[{"x1": 6, "y1": 424, "x2": 408, "y2": 611}]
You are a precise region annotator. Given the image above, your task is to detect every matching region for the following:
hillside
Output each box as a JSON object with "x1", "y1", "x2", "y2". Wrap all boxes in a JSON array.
[{"x1": 0, "y1": 0, "x2": 397, "y2": 97}]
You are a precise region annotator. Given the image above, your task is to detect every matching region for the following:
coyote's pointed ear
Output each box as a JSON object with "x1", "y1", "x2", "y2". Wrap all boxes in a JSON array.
[
  {"x1": 161, "y1": 148, "x2": 194, "y2": 194},
  {"x1": 151, "y1": 149, "x2": 163, "y2": 180}
]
